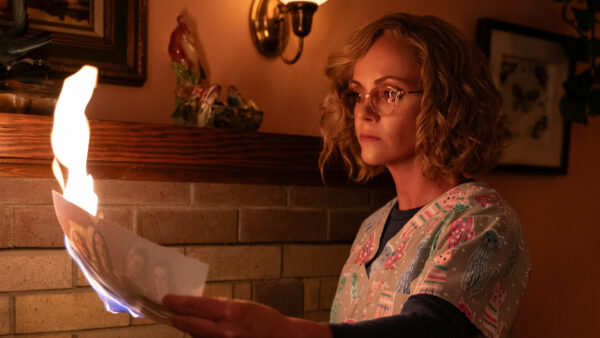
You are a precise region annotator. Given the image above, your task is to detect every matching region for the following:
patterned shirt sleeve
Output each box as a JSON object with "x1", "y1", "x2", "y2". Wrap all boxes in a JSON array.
[{"x1": 413, "y1": 197, "x2": 530, "y2": 338}]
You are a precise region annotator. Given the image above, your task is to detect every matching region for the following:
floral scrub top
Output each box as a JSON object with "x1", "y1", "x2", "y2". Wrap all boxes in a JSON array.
[{"x1": 330, "y1": 182, "x2": 531, "y2": 338}]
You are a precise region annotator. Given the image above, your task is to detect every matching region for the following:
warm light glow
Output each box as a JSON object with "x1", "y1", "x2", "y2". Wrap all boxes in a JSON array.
[
  {"x1": 280, "y1": 0, "x2": 328, "y2": 5},
  {"x1": 51, "y1": 65, "x2": 99, "y2": 216}
]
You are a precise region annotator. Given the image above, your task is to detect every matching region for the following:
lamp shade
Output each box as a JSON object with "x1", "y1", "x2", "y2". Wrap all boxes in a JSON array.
[{"x1": 280, "y1": 0, "x2": 328, "y2": 5}]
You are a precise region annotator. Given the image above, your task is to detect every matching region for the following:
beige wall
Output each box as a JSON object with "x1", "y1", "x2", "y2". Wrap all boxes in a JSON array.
[
  {"x1": 87, "y1": 0, "x2": 566, "y2": 136},
  {"x1": 479, "y1": 118, "x2": 600, "y2": 338}
]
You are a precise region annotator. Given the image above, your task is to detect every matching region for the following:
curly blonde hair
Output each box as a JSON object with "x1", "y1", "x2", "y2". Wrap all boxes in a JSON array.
[{"x1": 319, "y1": 13, "x2": 505, "y2": 182}]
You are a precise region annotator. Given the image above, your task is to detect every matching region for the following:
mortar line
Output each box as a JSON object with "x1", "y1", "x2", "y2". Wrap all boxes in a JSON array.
[
  {"x1": 9, "y1": 293, "x2": 15, "y2": 335},
  {"x1": 326, "y1": 208, "x2": 331, "y2": 242},
  {"x1": 189, "y1": 183, "x2": 195, "y2": 207},
  {"x1": 236, "y1": 208, "x2": 241, "y2": 243},
  {"x1": 9, "y1": 206, "x2": 14, "y2": 249},
  {"x1": 286, "y1": 186, "x2": 291, "y2": 207},
  {"x1": 280, "y1": 244, "x2": 285, "y2": 280},
  {"x1": 132, "y1": 207, "x2": 138, "y2": 235},
  {"x1": 72, "y1": 260, "x2": 78, "y2": 288}
]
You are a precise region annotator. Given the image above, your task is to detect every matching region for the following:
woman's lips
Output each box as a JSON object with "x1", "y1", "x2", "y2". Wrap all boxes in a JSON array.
[{"x1": 358, "y1": 133, "x2": 381, "y2": 141}]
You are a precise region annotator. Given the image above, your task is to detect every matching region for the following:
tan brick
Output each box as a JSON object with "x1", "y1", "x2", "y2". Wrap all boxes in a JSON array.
[
  {"x1": 240, "y1": 209, "x2": 326, "y2": 242},
  {"x1": 131, "y1": 313, "x2": 156, "y2": 326},
  {"x1": 371, "y1": 186, "x2": 397, "y2": 208},
  {"x1": 283, "y1": 245, "x2": 350, "y2": 277},
  {"x1": 289, "y1": 187, "x2": 370, "y2": 208},
  {"x1": 14, "y1": 206, "x2": 64, "y2": 247},
  {"x1": 233, "y1": 282, "x2": 252, "y2": 300},
  {"x1": 0, "y1": 178, "x2": 59, "y2": 204},
  {"x1": 193, "y1": 183, "x2": 286, "y2": 206},
  {"x1": 186, "y1": 245, "x2": 280, "y2": 281},
  {"x1": 169, "y1": 246, "x2": 186, "y2": 254},
  {"x1": 97, "y1": 207, "x2": 134, "y2": 232},
  {"x1": 0, "y1": 296, "x2": 8, "y2": 335},
  {"x1": 320, "y1": 277, "x2": 339, "y2": 310},
  {"x1": 137, "y1": 209, "x2": 237, "y2": 244},
  {"x1": 76, "y1": 264, "x2": 89, "y2": 287},
  {"x1": 329, "y1": 210, "x2": 370, "y2": 242},
  {"x1": 77, "y1": 324, "x2": 184, "y2": 338},
  {"x1": 95, "y1": 180, "x2": 189, "y2": 205},
  {"x1": 304, "y1": 310, "x2": 330, "y2": 322},
  {"x1": 253, "y1": 279, "x2": 303, "y2": 317},
  {"x1": 204, "y1": 282, "x2": 233, "y2": 298},
  {"x1": 0, "y1": 250, "x2": 71, "y2": 292},
  {"x1": 0, "y1": 207, "x2": 11, "y2": 248},
  {"x1": 303, "y1": 278, "x2": 320, "y2": 312},
  {"x1": 15, "y1": 290, "x2": 129, "y2": 333}
]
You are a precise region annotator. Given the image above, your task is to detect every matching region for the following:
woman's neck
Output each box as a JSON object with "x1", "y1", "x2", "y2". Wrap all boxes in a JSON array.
[{"x1": 387, "y1": 160, "x2": 459, "y2": 210}]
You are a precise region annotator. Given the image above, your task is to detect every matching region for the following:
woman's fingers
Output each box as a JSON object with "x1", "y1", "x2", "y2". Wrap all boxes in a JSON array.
[
  {"x1": 162, "y1": 295, "x2": 305, "y2": 338},
  {"x1": 170, "y1": 314, "x2": 231, "y2": 338},
  {"x1": 163, "y1": 295, "x2": 235, "y2": 322}
]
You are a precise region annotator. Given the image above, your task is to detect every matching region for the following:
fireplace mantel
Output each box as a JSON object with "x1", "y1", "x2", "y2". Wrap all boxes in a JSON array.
[{"x1": 0, "y1": 112, "x2": 386, "y2": 186}]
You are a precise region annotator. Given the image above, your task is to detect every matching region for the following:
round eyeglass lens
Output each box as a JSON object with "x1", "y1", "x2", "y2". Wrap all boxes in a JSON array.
[{"x1": 372, "y1": 87, "x2": 400, "y2": 116}]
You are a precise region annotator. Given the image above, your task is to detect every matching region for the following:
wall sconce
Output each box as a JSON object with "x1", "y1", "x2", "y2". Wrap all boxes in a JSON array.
[{"x1": 249, "y1": 0, "x2": 328, "y2": 64}]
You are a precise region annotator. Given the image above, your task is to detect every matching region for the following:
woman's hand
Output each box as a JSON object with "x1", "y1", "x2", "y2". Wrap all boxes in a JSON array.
[{"x1": 163, "y1": 295, "x2": 332, "y2": 338}]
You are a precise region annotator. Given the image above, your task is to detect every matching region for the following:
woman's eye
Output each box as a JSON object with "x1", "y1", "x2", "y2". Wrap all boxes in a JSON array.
[
  {"x1": 347, "y1": 91, "x2": 361, "y2": 101},
  {"x1": 382, "y1": 88, "x2": 400, "y2": 102}
]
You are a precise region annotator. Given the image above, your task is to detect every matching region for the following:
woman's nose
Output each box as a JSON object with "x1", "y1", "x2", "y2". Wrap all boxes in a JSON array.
[{"x1": 354, "y1": 101, "x2": 378, "y2": 121}]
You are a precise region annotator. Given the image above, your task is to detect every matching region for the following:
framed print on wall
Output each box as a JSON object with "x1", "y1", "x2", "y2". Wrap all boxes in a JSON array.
[
  {"x1": 0, "y1": 0, "x2": 147, "y2": 86},
  {"x1": 476, "y1": 18, "x2": 571, "y2": 174}
]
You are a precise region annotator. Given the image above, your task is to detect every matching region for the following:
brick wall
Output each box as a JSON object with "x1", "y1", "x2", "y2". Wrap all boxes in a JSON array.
[{"x1": 0, "y1": 178, "x2": 394, "y2": 337}]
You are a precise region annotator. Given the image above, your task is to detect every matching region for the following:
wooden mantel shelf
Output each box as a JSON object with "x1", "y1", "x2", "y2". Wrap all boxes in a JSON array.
[{"x1": 0, "y1": 112, "x2": 369, "y2": 186}]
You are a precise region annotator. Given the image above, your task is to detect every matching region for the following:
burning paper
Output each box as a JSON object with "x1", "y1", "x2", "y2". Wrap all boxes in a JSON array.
[{"x1": 50, "y1": 66, "x2": 209, "y2": 323}]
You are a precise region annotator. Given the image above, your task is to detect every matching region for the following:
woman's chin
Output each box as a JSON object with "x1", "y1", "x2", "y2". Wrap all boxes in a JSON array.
[{"x1": 360, "y1": 154, "x2": 384, "y2": 166}]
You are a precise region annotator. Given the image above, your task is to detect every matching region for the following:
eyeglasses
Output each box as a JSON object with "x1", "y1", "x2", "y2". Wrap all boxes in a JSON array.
[{"x1": 339, "y1": 85, "x2": 423, "y2": 116}]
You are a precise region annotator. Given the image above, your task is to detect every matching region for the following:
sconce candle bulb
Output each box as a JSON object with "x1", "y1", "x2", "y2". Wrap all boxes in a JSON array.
[
  {"x1": 280, "y1": 0, "x2": 328, "y2": 5},
  {"x1": 249, "y1": 0, "x2": 327, "y2": 64}
]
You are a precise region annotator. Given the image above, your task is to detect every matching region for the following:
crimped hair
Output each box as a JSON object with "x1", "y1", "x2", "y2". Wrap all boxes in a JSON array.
[{"x1": 319, "y1": 13, "x2": 505, "y2": 182}]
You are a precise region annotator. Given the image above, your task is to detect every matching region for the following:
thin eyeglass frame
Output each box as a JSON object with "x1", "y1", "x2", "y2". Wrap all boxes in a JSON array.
[{"x1": 340, "y1": 86, "x2": 424, "y2": 117}]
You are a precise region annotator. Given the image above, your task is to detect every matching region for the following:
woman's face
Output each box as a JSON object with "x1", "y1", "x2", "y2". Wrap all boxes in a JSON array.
[
  {"x1": 153, "y1": 265, "x2": 171, "y2": 298},
  {"x1": 94, "y1": 234, "x2": 109, "y2": 269},
  {"x1": 94, "y1": 234, "x2": 105, "y2": 256},
  {"x1": 351, "y1": 35, "x2": 422, "y2": 169},
  {"x1": 72, "y1": 230, "x2": 90, "y2": 259},
  {"x1": 127, "y1": 253, "x2": 144, "y2": 280}
]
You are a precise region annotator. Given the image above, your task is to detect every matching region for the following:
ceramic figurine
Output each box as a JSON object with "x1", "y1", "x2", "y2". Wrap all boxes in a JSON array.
[
  {"x1": 168, "y1": 15, "x2": 205, "y2": 80},
  {"x1": 196, "y1": 84, "x2": 221, "y2": 127},
  {"x1": 226, "y1": 85, "x2": 243, "y2": 107},
  {"x1": 168, "y1": 15, "x2": 208, "y2": 126},
  {"x1": 168, "y1": 15, "x2": 262, "y2": 131}
]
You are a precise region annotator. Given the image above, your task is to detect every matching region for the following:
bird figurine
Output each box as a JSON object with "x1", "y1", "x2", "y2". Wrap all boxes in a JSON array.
[
  {"x1": 169, "y1": 15, "x2": 216, "y2": 126},
  {"x1": 168, "y1": 15, "x2": 205, "y2": 81},
  {"x1": 196, "y1": 84, "x2": 221, "y2": 127},
  {"x1": 226, "y1": 85, "x2": 244, "y2": 108},
  {"x1": 0, "y1": 0, "x2": 52, "y2": 65}
]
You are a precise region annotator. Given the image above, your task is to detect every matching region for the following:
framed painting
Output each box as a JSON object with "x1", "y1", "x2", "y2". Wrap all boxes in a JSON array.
[
  {"x1": 0, "y1": 0, "x2": 147, "y2": 86},
  {"x1": 476, "y1": 19, "x2": 571, "y2": 174}
]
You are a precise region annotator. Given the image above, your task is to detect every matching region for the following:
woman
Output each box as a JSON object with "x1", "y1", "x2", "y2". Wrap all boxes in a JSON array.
[
  {"x1": 163, "y1": 13, "x2": 530, "y2": 338},
  {"x1": 92, "y1": 231, "x2": 115, "y2": 278}
]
